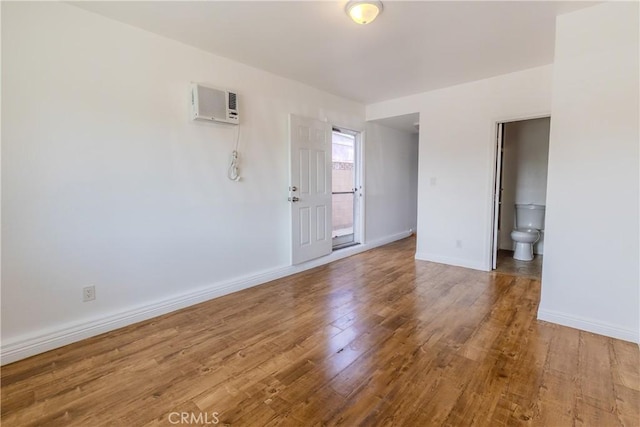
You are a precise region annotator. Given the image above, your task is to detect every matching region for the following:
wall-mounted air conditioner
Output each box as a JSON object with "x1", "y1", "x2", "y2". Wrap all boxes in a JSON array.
[{"x1": 190, "y1": 83, "x2": 239, "y2": 125}]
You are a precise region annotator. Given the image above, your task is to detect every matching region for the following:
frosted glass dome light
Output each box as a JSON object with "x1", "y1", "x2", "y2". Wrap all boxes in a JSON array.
[{"x1": 346, "y1": 1, "x2": 383, "y2": 25}]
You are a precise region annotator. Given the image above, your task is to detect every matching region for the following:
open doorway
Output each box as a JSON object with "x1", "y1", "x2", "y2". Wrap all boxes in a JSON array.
[
  {"x1": 332, "y1": 127, "x2": 362, "y2": 249},
  {"x1": 365, "y1": 112, "x2": 419, "y2": 245},
  {"x1": 491, "y1": 117, "x2": 550, "y2": 279}
]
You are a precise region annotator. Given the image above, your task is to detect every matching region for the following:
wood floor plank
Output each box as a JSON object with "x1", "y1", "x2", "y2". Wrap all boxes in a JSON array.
[{"x1": 2, "y1": 237, "x2": 638, "y2": 426}]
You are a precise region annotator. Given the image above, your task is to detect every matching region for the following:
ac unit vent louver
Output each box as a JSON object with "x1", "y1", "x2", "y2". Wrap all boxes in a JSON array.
[{"x1": 228, "y1": 92, "x2": 237, "y2": 111}]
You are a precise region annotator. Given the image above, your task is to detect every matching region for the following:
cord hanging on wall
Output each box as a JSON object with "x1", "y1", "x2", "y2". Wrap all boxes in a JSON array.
[{"x1": 227, "y1": 124, "x2": 241, "y2": 182}]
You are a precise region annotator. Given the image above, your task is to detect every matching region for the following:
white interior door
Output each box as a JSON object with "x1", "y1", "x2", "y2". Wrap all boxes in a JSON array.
[
  {"x1": 492, "y1": 122, "x2": 504, "y2": 269},
  {"x1": 289, "y1": 114, "x2": 332, "y2": 265}
]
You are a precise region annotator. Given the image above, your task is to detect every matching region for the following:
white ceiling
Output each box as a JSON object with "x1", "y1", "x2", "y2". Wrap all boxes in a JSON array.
[{"x1": 71, "y1": 1, "x2": 597, "y2": 104}]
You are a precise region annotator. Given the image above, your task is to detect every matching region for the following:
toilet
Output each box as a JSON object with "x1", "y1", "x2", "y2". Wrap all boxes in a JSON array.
[{"x1": 510, "y1": 204, "x2": 545, "y2": 261}]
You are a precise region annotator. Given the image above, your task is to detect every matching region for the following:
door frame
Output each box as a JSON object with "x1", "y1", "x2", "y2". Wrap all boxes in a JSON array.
[
  {"x1": 331, "y1": 126, "x2": 365, "y2": 249},
  {"x1": 489, "y1": 113, "x2": 551, "y2": 270},
  {"x1": 491, "y1": 122, "x2": 504, "y2": 270}
]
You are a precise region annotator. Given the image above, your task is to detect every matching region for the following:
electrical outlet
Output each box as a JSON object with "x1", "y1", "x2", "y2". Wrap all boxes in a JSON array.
[
  {"x1": 83, "y1": 285, "x2": 96, "y2": 302},
  {"x1": 456, "y1": 240, "x2": 462, "y2": 248}
]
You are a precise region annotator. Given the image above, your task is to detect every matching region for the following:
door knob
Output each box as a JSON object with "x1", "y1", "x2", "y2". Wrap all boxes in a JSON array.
[{"x1": 288, "y1": 196, "x2": 300, "y2": 202}]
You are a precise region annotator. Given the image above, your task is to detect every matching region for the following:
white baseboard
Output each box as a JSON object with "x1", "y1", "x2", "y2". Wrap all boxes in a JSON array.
[
  {"x1": 0, "y1": 267, "x2": 289, "y2": 365},
  {"x1": 1, "y1": 231, "x2": 412, "y2": 365},
  {"x1": 414, "y1": 252, "x2": 488, "y2": 272},
  {"x1": 537, "y1": 308, "x2": 638, "y2": 344}
]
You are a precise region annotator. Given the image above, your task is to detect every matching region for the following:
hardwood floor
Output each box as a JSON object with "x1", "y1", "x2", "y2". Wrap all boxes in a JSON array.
[{"x1": 2, "y1": 237, "x2": 638, "y2": 426}]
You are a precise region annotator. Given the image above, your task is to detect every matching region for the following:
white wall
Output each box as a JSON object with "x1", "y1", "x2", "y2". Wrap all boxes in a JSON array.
[
  {"x1": 499, "y1": 118, "x2": 550, "y2": 252},
  {"x1": 367, "y1": 65, "x2": 553, "y2": 271},
  {"x1": 538, "y1": 2, "x2": 639, "y2": 343},
  {"x1": 364, "y1": 123, "x2": 418, "y2": 242},
  {"x1": 1, "y1": 2, "x2": 420, "y2": 363}
]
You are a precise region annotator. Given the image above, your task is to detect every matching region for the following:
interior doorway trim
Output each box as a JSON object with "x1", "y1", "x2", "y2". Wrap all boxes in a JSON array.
[{"x1": 487, "y1": 112, "x2": 551, "y2": 271}]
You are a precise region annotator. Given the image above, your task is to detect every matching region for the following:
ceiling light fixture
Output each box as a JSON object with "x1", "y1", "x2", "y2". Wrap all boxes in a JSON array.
[{"x1": 346, "y1": 1, "x2": 383, "y2": 25}]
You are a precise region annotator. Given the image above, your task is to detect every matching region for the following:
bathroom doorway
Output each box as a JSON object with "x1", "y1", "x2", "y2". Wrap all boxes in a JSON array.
[{"x1": 491, "y1": 117, "x2": 550, "y2": 279}]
